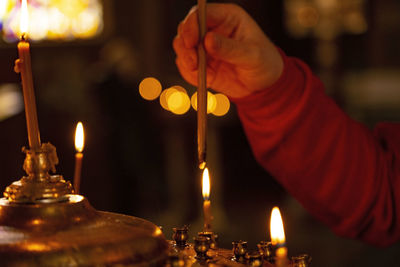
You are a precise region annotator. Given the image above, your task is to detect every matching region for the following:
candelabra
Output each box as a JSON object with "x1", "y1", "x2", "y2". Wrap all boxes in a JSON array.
[{"x1": 0, "y1": 1, "x2": 312, "y2": 266}]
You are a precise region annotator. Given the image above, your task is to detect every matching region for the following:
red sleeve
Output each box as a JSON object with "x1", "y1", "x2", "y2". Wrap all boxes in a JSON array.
[{"x1": 231, "y1": 51, "x2": 400, "y2": 247}]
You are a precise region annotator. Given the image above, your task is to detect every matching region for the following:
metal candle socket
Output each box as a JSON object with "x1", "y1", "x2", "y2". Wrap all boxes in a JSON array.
[
  {"x1": 194, "y1": 235, "x2": 211, "y2": 260},
  {"x1": 292, "y1": 254, "x2": 312, "y2": 267},
  {"x1": 257, "y1": 241, "x2": 274, "y2": 263},
  {"x1": 198, "y1": 231, "x2": 218, "y2": 249},
  {"x1": 245, "y1": 251, "x2": 263, "y2": 267},
  {"x1": 173, "y1": 226, "x2": 189, "y2": 248},
  {"x1": 232, "y1": 241, "x2": 248, "y2": 262}
]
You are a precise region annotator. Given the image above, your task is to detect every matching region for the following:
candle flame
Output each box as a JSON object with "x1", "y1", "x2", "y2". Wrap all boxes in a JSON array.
[
  {"x1": 270, "y1": 207, "x2": 286, "y2": 245},
  {"x1": 0, "y1": 0, "x2": 8, "y2": 21},
  {"x1": 202, "y1": 167, "x2": 210, "y2": 200},
  {"x1": 74, "y1": 122, "x2": 85, "y2": 153},
  {"x1": 20, "y1": 0, "x2": 29, "y2": 36}
]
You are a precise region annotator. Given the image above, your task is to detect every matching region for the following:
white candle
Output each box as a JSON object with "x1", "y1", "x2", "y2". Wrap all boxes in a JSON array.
[{"x1": 15, "y1": 0, "x2": 41, "y2": 150}]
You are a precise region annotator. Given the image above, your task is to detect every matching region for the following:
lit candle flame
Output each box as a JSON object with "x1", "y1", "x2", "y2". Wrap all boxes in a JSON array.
[
  {"x1": 202, "y1": 167, "x2": 210, "y2": 200},
  {"x1": 270, "y1": 207, "x2": 286, "y2": 245},
  {"x1": 20, "y1": 0, "x2": 29, "y2": 36},
  {"x1": 0, "y1": 0, "x2": 8, "y2": 21},
  {"x1": 74, "y1": 122, "x2": 84, "y2": 153}
]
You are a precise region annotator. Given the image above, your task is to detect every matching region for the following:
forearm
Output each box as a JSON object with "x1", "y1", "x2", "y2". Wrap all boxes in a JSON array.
[{"x1": 232, "y1": 52, "x2": 400, "y2": 246}]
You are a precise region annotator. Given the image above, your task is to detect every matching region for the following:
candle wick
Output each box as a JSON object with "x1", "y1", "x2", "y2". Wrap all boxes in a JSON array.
[{"x1": 21, "y1": 33, "x2": 26, "y2": 41}]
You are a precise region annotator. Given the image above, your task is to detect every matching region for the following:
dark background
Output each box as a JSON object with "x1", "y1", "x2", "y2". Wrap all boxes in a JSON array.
[{"x1": 1, "y1": 0, "x2": 400, "y2": 266}]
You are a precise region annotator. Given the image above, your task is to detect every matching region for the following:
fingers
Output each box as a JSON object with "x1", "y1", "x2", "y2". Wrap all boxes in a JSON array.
[
  {"x1": 173, "y1": 35, "x2": 197, "y2": 71},
  {"x1": 179, "y1": 3, "x2": 242, "y2": 49},
  {"x1": 204, "y1": 32, "x2": 256, "y2": 67},
  {"x1": 175, "y1": 52, "x2": 220, "y2": 89},
  {"x1": 175, "y1": 57, "x2": 197, "y2": 86}
]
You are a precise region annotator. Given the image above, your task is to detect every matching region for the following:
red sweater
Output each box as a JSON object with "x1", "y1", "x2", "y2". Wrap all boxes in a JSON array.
[{"x1": 232, "y1": 52, "x2": 400, "y2": 247}]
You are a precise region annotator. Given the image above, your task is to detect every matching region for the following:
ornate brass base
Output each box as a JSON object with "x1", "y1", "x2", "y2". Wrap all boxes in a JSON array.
[
  {"x1": 3, "y1": 143, "x2": 74, "y2": 202},
  {"x1": 0, "y1": 195, "x2": 169, "y2": 266},
  {"x1": 4, "y1": 175, "x2": 73, "y2": 203}
]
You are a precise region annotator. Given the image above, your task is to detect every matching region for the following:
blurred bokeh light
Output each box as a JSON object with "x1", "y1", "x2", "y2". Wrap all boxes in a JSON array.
[
  {"x1": 139, "y1": 77, "x2": 162, "y2": 101},
  {"x1": 212, "y1": 93, "x2": 230, "y2": 117},
  {"x1": 0, "y1": 0, "x2": 103, "y2": 42},
  {"x1": 0, "y1": 83, "x2": 23, "y2": 121},
  {"x1": 191, "y1": 91, "x2": 218, "y2": 114},
  {"x1": 139, "y1": 78, "x2": 230, "y2": 116},
  {"x1": 167, "y1": 90, "x2": 190, "y2": 115}
]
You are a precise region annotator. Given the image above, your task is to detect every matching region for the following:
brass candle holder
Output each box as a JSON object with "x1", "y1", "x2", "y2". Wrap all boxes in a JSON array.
[
  {"x1": 4, "y1": 143, "x2": 73, "y2": 203},
  {"x1": 173, "y1": 226, "x2": 189, "y2": 248},
  {"x1": 291, "y1": 254, "x2": 312, "y2": 267},
  {"x1": 245, "y1": 251, "x2": 263, "y2": 267},
  {"x1": 258, "y1": 241, "x2": 274, "y2": 263},
  {"x1": 194, "y1": 235, "x2": 211, "y2": 261},
  {"x1": 232, "y1": 240, "x2": 248, "y2": 263},
  {"x1": 198, "y1": 231, "x2": 218, "y2": 250}
]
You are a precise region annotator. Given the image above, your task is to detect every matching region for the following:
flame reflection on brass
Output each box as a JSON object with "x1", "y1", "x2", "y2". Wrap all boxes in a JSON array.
[
  {"x1": 153, "y1": 227, "x2": 163, "y2": 237},
  {"x1": 23, "y1": 243, "x2": 51, "y2": 252}
]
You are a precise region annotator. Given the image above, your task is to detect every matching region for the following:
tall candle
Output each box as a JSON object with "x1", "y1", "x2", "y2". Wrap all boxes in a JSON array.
[
  {"x1": 15, "y1": 0, "x2": 41, "y2": 150},
  {"x1": 202, "y1": 168, "x2": 213, "y2": 231},
  {"x1": 197, "y1": 0, "x2": 207, "y2": 168},
  {"x1": 73, "y1": 122, "x2": 85, "y2": 194}
]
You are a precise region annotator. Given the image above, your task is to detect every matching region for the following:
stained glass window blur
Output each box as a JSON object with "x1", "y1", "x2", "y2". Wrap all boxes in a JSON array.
[{"x1": 0, "y1": 0, "x2": 103, "y2": 42}]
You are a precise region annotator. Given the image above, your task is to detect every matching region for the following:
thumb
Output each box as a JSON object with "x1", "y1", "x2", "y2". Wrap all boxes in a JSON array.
[{"x1": 204, "y1": 32, "x2": 255, "y2": 66}]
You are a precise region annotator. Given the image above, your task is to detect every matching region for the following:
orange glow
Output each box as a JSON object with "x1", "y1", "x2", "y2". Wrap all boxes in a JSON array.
[
  {"x1": 139, "y1": 77, "x2": 162, "y2": 101},
  {"x1": 212, "y1": 93, "x2": 230, "y2": 116},
  {"x1": 202, "y1": 167, "x2": 210, "y2": 200},
  {"x1": 153, "y1": 227, "x2": 163, "y2": 237},
  {"x1": 31, "y1": 219, "x2": 43, "y2": 226},
  {"x1": 74, "y1": 122, "x2": 84, "y2": 153},
  {"x1": 24, "y1": 243, "x2": 51, "y2": 252},
  {"x1": 20, "y1": 0, "x2": 29, "y2": 36},
  {"x1": 270, "y1": 207, "x2": 286, "y2": 245}
]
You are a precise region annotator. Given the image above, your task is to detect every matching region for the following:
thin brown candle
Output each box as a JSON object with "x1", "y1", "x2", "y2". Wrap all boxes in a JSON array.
[
  {"x1": 15, "y1": 0, "x2": 41, "y2": 150},
  {"x1": 202, "y1": 168, "x2": 213, "y2": 231},
  {"x1": 197, "y1": 0, "x2": 207, "y2": 169},
  {"x1": 74, "y1": 122, "x2": 85, "y2": 194}
]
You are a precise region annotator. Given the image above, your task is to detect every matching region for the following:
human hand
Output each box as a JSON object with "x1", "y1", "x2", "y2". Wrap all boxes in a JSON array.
[{"x1": 173, "y1": 3, "x2": 284, "y2": 99}]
